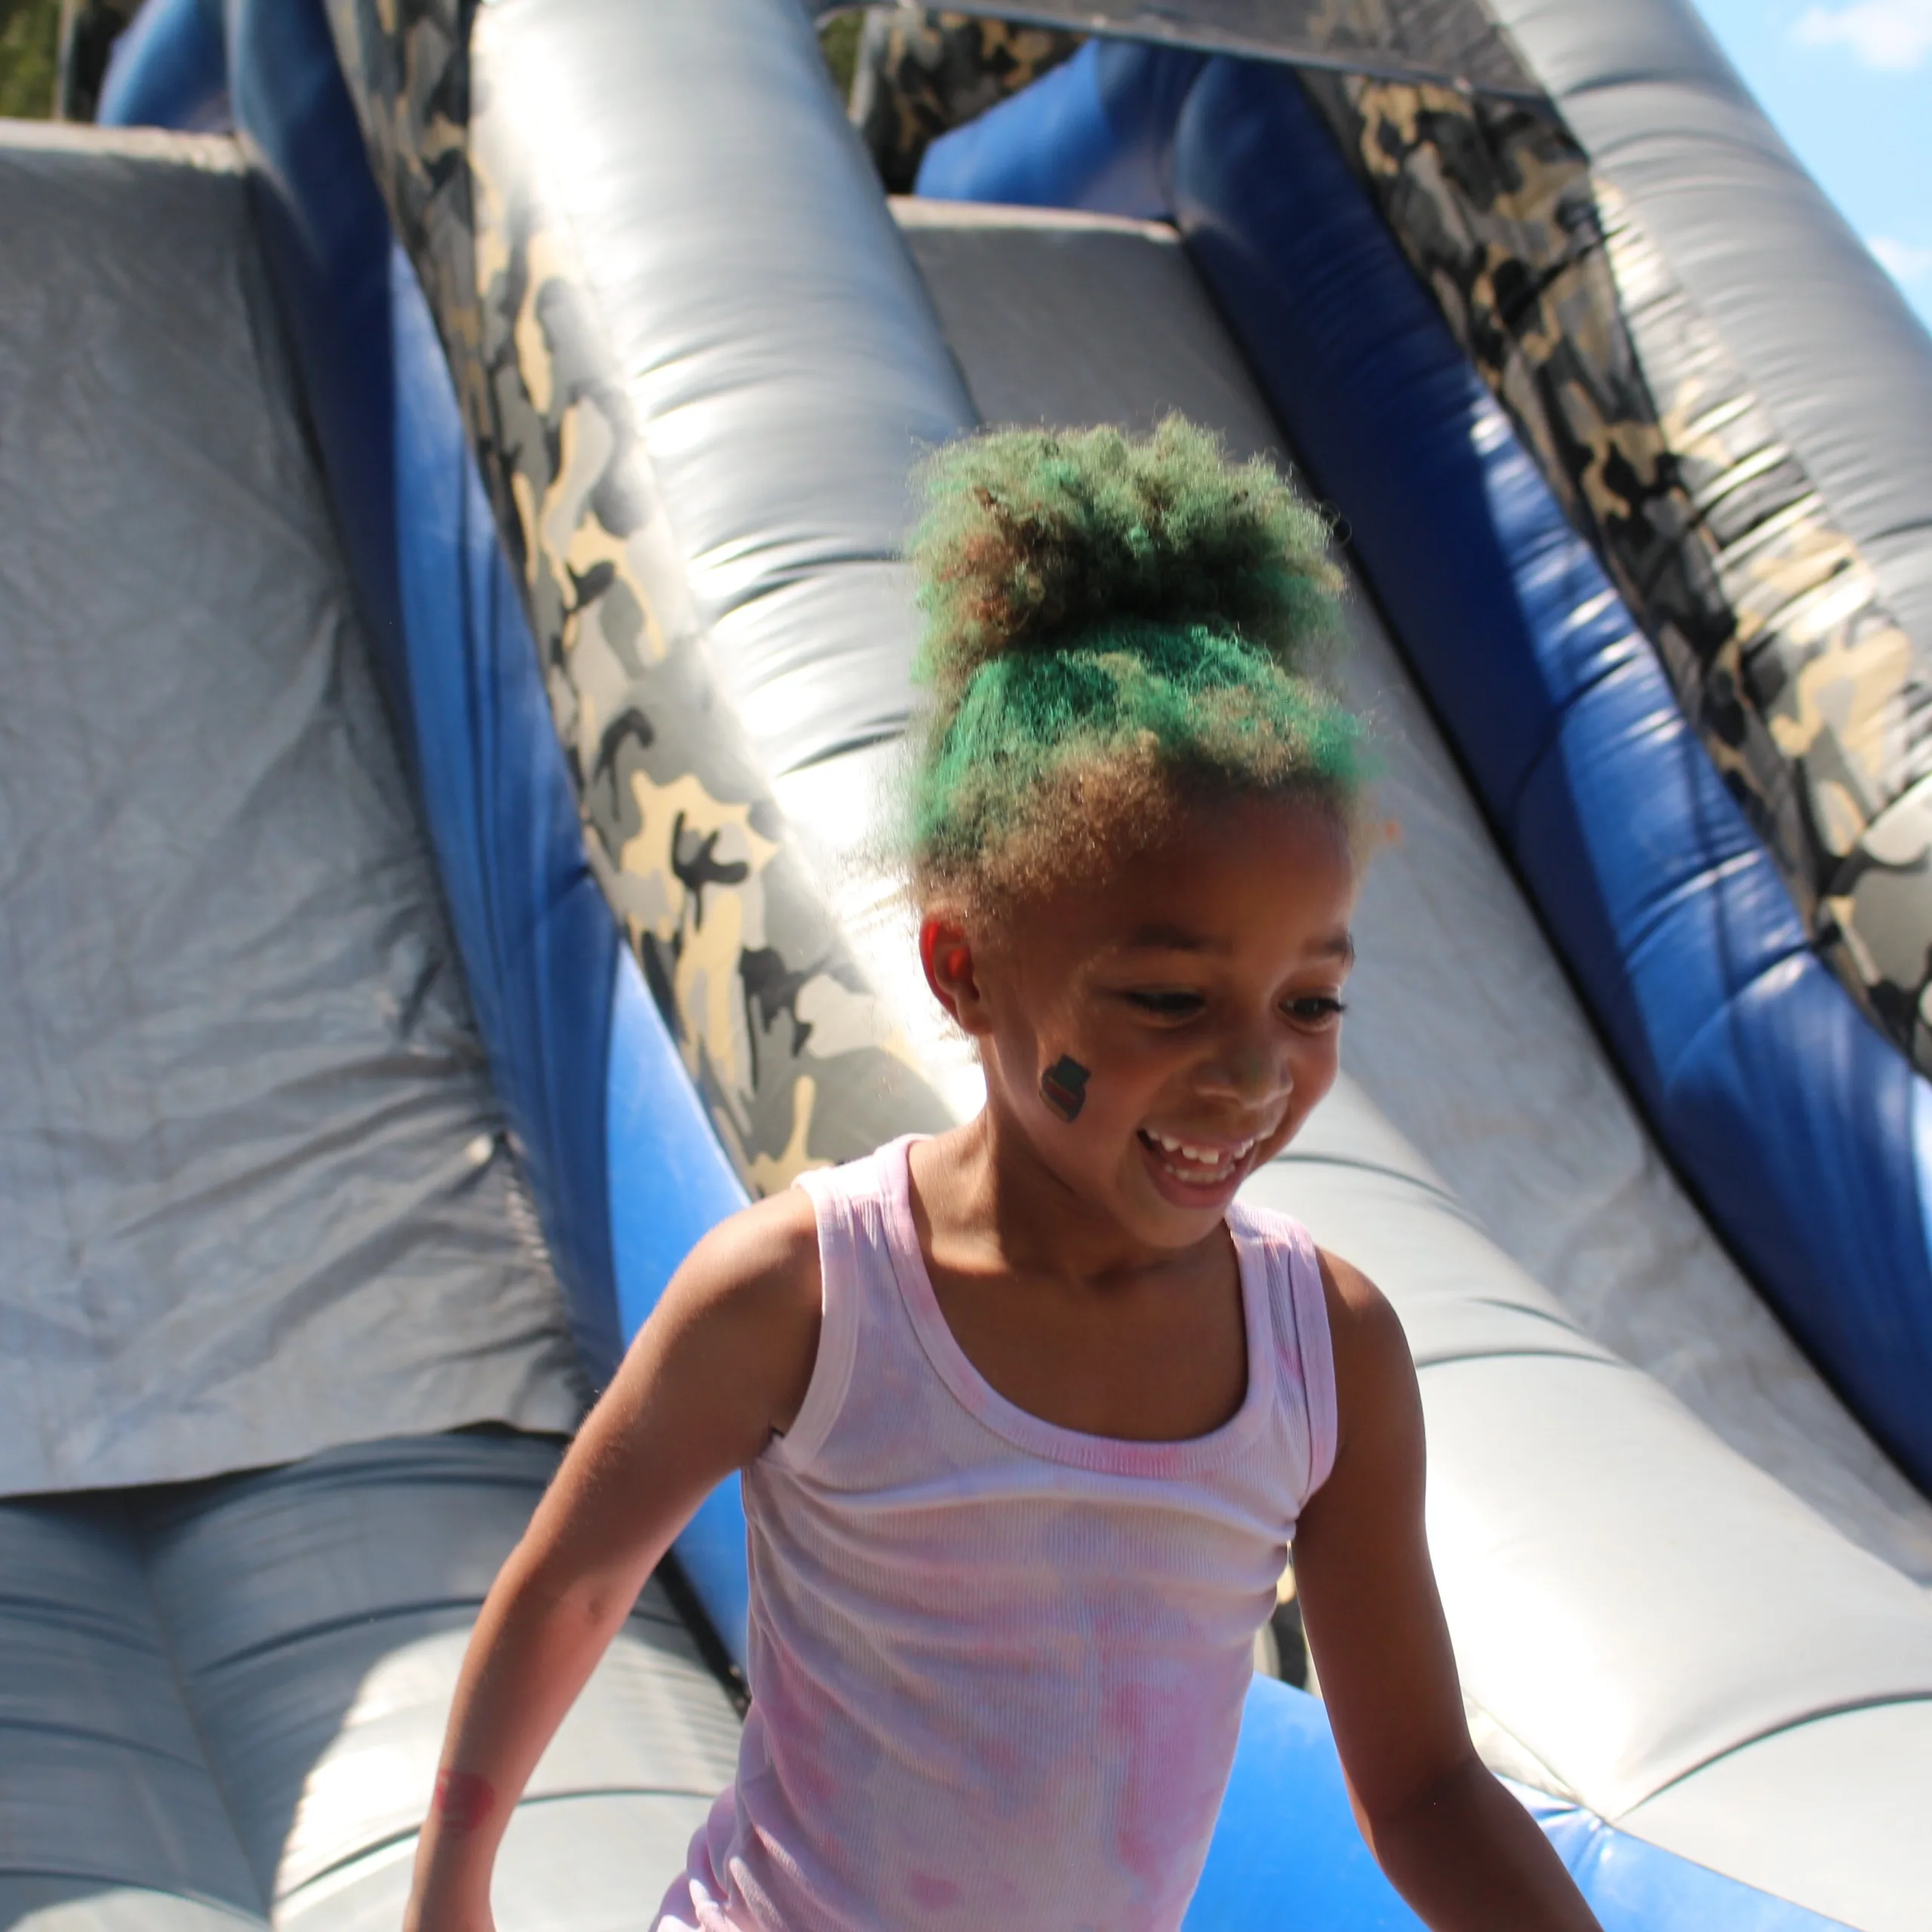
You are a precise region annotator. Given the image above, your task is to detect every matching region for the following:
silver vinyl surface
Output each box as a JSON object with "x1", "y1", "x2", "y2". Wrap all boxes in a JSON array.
[
  {"x1": 0, "y1": 123, "x2": 583, "y2": 1494},
  {"x1": 0, "y1": 1431, "x2": 738, "y2": 1932}
]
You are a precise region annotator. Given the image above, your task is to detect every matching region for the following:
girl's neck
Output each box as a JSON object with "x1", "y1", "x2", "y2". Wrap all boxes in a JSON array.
[{"x1": 915, "y1": 1106, "x2": 1222, "y2": 1293}]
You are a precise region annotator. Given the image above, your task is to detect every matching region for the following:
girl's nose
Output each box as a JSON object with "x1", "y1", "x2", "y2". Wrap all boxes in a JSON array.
[{"x1": 1197, "y1": 1034, "x2": 1289, "y2": 1104}]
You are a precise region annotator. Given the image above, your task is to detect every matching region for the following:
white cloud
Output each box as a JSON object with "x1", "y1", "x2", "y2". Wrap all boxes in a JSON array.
[
  {"x1": 1869, "y1": 235, "x2": 1932, "y2": 283},
  {"x1": 1794, "y1": 0, "x2": 1932, "y2": 69}
]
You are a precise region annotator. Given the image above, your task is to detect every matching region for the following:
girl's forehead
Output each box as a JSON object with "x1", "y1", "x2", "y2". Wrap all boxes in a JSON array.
[
  {"x1": 1137, "y1": 794, "x2": 1352, "y2": 886},
  {"x1": 1064, "y1": 801, "x2": 1358, "y2": 952}
]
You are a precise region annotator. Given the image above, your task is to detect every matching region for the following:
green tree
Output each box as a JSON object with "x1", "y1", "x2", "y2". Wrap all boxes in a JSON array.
[
  {"x1": 0, "y1": 0, "x2": 59, "y2": 120},
  {"x1": 820, "y1": 11, "x2": 862, "y2": 105}
]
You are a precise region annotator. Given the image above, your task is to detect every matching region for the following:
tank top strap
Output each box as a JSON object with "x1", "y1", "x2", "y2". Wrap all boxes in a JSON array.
[
  {"x1": 1229, "y1": 1201, "x2": 1339, "y2": 1506},
  {"x1": 774, "y1": 1137, "x2": 924, "y2": 1473}
]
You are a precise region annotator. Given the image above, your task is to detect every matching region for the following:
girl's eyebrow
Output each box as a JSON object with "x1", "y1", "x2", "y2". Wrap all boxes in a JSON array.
[
  {"x1": 1121, "y1": 922, "x2": 1218, "y2": 952},
  {"x1": 1117, "y1": 925, "x2": 1357, "y2": 963}
]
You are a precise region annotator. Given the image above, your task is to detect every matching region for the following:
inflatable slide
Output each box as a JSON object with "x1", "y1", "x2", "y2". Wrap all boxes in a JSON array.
[{"x1": 1, "y1": 0, "x2": 1926, "y2": 1927}]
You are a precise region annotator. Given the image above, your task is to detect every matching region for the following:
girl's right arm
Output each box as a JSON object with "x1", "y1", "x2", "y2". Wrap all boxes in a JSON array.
[
  {"x1": 402, "y1": 1189, "x2": 825, "y2": 1932},
  {"x1": 1293, "y1": 1251, "x2": 1602, "y2": 1931}
]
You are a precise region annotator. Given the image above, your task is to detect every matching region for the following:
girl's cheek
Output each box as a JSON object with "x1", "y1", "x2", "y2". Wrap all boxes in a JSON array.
[
  {"x1": 1106, "y1": 1038, "x2": 1205, "y2": 1118},
  {"x1": 1291, "y1": 1038, "x2": 1342, "y2": 1110}
]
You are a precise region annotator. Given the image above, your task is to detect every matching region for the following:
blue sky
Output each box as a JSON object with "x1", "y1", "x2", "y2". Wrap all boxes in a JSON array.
[{"x1": 1688, "y1": 0, "x2": 1932, "y2": 333}]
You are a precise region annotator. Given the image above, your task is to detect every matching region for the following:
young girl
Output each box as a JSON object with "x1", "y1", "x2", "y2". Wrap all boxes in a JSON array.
[{"x1": 405, "y1": 421, "x2": 1601, "y2": 1932}]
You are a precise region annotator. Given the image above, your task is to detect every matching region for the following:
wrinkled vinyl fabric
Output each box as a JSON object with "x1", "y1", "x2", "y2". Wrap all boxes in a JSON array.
[
  {"x1": 0, "y1": 125, "x2": 583, "y2": 1494},
  {"x1": 0, "y1": 1431, "x2": 739, "y2": 1932}
]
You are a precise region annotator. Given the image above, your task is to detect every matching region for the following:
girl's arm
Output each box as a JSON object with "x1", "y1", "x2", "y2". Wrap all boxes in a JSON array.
[
  {"x1": 1291, "y1": 1252, "x2": 1603, "y2": 1932},
  {"x1": 403, "y1": 1190, "x2": 824, "y2": 1932}
]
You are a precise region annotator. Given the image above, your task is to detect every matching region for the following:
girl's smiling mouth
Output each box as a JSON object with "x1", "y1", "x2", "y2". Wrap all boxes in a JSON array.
[{"x1": 1137, "y1": 1127, "x2": 1266, "y2": 1197}]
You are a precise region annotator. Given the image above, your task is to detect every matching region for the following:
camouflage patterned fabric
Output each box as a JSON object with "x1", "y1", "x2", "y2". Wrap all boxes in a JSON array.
[
  {"x1": 848, "y1": 8, "x2": 1081, "y2": 192},
  {"x1": 1299, "y1": 71, "x2": 1932, "y2": 1070},
  {"x1": 322, "y1": 0, "x2": 951, "y2": 1195}
]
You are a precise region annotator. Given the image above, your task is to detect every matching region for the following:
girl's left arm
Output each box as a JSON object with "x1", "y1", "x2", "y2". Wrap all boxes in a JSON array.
[{"x1": 1290, "y1": 1250, "x2": 1603, "y2": 1932}]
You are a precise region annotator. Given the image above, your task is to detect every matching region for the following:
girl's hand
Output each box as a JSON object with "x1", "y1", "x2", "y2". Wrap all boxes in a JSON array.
[
  {"x1": 398, "y1": 1189, "x2": 824, "y2": 1931},
  {"x1": 1292, "y1": 1251, "x2": 1603, "y2": 1932}
]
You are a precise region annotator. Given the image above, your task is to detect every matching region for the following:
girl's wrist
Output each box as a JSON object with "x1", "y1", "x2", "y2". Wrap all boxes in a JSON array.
[
  {"x1": 408, "y1": 1856, "x2": 496, "y2": 1932},
  {"x1": 415, "y1": 1831, "x2": 497, "y2": 1899}
]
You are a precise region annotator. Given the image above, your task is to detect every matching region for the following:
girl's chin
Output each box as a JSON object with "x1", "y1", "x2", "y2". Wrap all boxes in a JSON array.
[{"x1": 1133, "y1": 1131, "x2": 1254, "y2": 1213}]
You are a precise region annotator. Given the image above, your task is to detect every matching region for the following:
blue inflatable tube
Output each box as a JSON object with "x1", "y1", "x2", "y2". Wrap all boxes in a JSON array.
[
  {"x1": 916, "y1": 32, "x2": 1201, "y2": 220},
  {"x1": 919, "y1": 42, "x2": 1932, "y2": 1496},
  {"x1": 1191, "y1": 1681, "x2": 1840, "y2": 1932},
  {"x1": 97, "y1": 0, "x2": 226, "y2": 131}
]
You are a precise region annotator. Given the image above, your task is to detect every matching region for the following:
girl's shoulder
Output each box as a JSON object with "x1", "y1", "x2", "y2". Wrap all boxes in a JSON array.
[
  {"x1": 688, "y1": 1184, "x2": 822, "y2": 1300},
  {"x1": 1226, "y1": 1208, "x2": 1413, "y2": 1479},
  {"x1": 1299, "y1": 1244, "x2": 1415, "y2": 1478},
  {"x1": 663, "y1": 1186, "x2": 824, "y2": 1438},
  {"x1": 791, "y1": 1137, "x2": 905, "y2": 1212},
  {"x1": 1226, "y1": 1201, "x2": 1397, "y2": 1347}
]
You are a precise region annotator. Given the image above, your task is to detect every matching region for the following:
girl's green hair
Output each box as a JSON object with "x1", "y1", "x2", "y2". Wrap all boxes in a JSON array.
[{"x1": 906, "y1": 417, "x2": 1367, "y2": 903}]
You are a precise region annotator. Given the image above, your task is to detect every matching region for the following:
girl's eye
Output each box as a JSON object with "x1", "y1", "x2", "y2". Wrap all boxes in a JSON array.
[
  {"x1": 1284, "y1": 995, "x2": 1348, "y2": 1027},
  {"x1": 1124, "y1": 989, "x2": 1206, "y2": 1019}
]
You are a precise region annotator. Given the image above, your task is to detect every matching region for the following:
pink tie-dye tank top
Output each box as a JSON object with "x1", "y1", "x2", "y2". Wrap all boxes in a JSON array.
[{"x1": 654, "y1": 1136, "x2": 1338, "y2": 1932}]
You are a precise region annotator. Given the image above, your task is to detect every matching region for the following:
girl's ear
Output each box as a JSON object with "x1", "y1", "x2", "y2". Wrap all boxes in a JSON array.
[{"x1": 919, "y1": 913, "x2": 992, "y2": 1035}]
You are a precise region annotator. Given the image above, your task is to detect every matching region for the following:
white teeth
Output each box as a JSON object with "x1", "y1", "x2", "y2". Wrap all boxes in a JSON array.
[{"x1": 1145, "y1": 1130, "x2": 1257, "y2": 1171}]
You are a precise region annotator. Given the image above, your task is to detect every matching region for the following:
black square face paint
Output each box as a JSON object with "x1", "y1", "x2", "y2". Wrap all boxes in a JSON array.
[{"x1": 1040, "y1": 1055, "x2": 1091, "y2": 1122}]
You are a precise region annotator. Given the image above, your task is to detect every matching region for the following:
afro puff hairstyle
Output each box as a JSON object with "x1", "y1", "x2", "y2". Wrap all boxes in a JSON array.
[{"x1": 905, "y1": 417, "x2": 1368, "y2": 909}]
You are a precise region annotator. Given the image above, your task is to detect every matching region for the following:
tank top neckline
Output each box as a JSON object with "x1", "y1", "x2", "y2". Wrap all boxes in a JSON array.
[{"x1": 877, "y1": 1134, "x2": 1275, "y2": 1475}]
